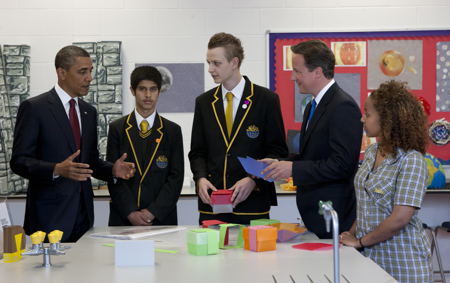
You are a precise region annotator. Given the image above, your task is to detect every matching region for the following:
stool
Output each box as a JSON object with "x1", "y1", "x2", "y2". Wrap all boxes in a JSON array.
[
  {"x1": 431, "y1": 221, "x2": 450, "y2": 282},
  {"x1": 423, "y1": 223, "x2": 446, "y2": 283}
]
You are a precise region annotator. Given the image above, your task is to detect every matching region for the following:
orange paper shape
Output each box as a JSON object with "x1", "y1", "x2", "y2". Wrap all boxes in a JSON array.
[
  {"x1": 243, "y1": 225, "x2": 277, "y2": 252},
  {"x1": 270, "y1": 223, "x2": 307, "y2": 242}
]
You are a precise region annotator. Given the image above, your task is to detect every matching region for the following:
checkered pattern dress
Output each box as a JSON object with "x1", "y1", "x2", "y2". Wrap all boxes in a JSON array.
[{"x1": 355, "y1": 144, "x2": 432, "y2": 283}]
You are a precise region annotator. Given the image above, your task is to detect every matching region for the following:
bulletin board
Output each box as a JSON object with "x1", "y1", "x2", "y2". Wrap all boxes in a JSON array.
[{"x1": 268, "y1": 30, "x2": 450, "y2": 165}]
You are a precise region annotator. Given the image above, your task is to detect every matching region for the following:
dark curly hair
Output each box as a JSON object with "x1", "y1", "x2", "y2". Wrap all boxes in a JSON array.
[{"x1": 370, "y1": 80, "x2": 428, "y2": 155}]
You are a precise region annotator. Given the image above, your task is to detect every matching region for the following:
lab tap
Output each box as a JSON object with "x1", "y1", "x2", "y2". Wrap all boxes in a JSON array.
[
  {"x1": 318, "y1": 200, "x2": 340, "y2": 283},
  {"x1": 22, "y1": 230, "x2": 70, "y2": 267}
]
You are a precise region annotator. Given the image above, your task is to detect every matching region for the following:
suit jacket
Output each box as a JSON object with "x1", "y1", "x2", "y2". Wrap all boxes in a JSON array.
[
  {"x1": 106, "y1": 112, "x2": 184, "y2": 225},
  {"x1": 291, "y1": 82, "x2": 362, "y2": 238},
  {"x1": 189, "y1": 76, "x2": 288, "y2": 215},
  {"x1": 10, "y1": 89, "x2": 112, "y2": 242}
]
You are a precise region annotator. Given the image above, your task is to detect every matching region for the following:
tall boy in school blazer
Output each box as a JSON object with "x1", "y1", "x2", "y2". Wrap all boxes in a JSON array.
[{"x1": 189, "y1": 33, "x2": 288, "y2": 224}]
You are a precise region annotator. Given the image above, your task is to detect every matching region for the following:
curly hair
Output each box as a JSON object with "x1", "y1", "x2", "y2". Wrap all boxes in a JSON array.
[
  {"x1": 208, "y1": 32, "x2": 244, "y2": 67},
  {"x1": 370, "y1": 80, "x2": 428, "y2": 155}
]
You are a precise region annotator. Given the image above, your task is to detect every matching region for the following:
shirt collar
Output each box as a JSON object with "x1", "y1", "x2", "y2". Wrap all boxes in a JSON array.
[
  {"x1": 221, "y1": 76, "x2": 245, "y2": 101},
  {"x1": 55, "y1": 83, "x2": 78, "y2": 106},
  {"x1": 371, "y1": 143, "x2": 406, "y2": 166},
  {"x1": 313, "y1": 79, "x2": 335, "y2": 105},
  {"x1": 134, "y1": 109, "x2": 156, "y2": 130}
]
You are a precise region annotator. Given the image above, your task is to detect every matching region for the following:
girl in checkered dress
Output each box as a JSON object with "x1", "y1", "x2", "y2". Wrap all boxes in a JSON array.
[{"x1": 340, "y1": 80, "x2": 432, "y2": 282}]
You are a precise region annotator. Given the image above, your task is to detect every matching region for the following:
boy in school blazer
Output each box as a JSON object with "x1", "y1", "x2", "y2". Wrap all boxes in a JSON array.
[
  {"x1": 189, "y1": 33, "x2": 288, "y2": 224},
  {"x1": 107, "y1": 66, "x2": 184, "y2": 226}
]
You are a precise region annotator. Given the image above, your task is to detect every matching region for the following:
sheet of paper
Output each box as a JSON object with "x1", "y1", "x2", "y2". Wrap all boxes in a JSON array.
[
  {"x1": 292, "y1": 242, "x2": 334, "y2": 251},
  {"x1": 91, "y1": 226, "x2": 185, "y2": 240},
  {"x1": 237, "y1": 156, "x2": 273, "y2": 182},
  {"x1": 0, "y1": 200, "x2": 12, "y2": 231},
  {"x1": 115, "y1": 240, "x2": 154, "y2": 266}
]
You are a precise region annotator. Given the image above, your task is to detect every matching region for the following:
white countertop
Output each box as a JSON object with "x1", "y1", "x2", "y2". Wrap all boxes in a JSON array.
[{"x1": 1, "y1": 226, "x2": 397, "y2": 283}]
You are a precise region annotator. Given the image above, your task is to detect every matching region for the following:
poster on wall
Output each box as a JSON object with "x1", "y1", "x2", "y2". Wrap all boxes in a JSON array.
[
  {"x1": 268, "y1": 30, "x2": 450, "y2": 166},
  {"x1": 136, "y1": 63, "x2": 204, "y2": 113}
]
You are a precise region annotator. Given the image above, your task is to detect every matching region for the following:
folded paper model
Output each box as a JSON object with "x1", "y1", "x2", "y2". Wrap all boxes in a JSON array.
[
  {"x1": 250, "y1": 218, "x2": 280, "y2": 226},
  {"x1": 187, "y1": 228, "x2": 220, "y2": 256},
  {"x1": 269, "y1": 223, "x2": 308, "y2": 242},
  {"x1": 211, "y1": 190, "x2": 233, "y2": 213},
  {"x1": 243, "y1": 225, "x2": 277, "y2": 252},
  {"x1": 219, "y1": 224, "x2": 244, "y2": 249},
  {"x1": 3, "y1": 226, "x2": 26, "y2": 263},
  {"x1": 202, "y1": 220, "x2": 228, "y2": 245}
]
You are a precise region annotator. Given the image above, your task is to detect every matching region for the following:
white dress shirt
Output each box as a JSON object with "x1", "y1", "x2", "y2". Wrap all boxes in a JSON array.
[
  {"x1": 221, "y1": 76, "x2": 245, "y2": 121},
  {"x1": 135, "y1": 109, "x2": 156, "y2": 130},
  {"x1": 55, "y1": 83, "x2": 82, "y2": 134}
]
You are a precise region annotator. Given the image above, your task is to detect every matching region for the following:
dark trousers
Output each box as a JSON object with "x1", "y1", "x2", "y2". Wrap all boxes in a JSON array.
[{"x1": 65, "y1": 194, "x2": 91, "y2": 243}]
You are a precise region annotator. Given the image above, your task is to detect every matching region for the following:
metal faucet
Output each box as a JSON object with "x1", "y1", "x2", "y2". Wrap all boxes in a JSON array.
[
  {"x1": 318, "y1": 200, "x2": 340, "y2": 283},
  {"x1": 22, "y1": 230, "x2": 69, "y2": 267}
]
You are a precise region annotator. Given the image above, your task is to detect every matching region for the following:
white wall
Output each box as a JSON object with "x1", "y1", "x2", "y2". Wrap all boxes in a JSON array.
[
  {"x1": 1, "y1": 0, "x2": 450, "y2": 187},
  {"x1": 1, "y1": 0, "x2": 449, "y2": 279}
]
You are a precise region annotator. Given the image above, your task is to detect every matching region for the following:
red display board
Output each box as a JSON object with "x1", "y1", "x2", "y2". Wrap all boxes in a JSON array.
[{"x1": 268, "y1": 30, "x2": 450, "y2": 164}]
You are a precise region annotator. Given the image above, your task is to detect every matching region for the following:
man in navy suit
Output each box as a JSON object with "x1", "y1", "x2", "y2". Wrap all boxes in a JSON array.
[
  {"x1": 263, "y1": 40, "x2": 363, "y2": 238},
  {"x1": 10, "y1": 45, "x2": 135, "y2": 242}
]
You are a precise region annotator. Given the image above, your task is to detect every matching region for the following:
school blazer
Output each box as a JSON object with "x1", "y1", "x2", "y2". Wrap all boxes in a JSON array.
[
  {"x1": 189, "y1": 76, "x2": 288, "y2": 214},
  {"x1": 106, "y1": 112, "x2": 184, "y2": 225}
]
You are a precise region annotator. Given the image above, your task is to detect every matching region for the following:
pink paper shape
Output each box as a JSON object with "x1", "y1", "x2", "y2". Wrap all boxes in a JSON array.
[
  {"x1": 249, "y1": 228, "x2": 257, "y2": 251},
  {"x1": 292, "y1": 243, "x2": 334, "y2": 251}
]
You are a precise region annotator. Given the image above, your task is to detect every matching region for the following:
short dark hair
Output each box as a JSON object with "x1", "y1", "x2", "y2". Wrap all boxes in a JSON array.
[
  {"x1": 130, "y1": 66, "x2": 162, "y2": 91},
  {"x1": 55, "y1": 45, "x2": 91, "y2": 70},
  {"x1": 208, "y1": 32, "x2": 244, "y2": 67},
  {"x1": 290, "y1": 40, "x2": 335, "y2": 79}
]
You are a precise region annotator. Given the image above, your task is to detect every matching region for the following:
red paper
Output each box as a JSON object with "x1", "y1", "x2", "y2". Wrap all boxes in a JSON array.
[
  {"x1": 201, "y1": 220, "x2": 227, "y2": 228},
  {"x1": 292, "y1": 242, "x2": 334, "y2": 251},
  {"x1": 211, "y1": 190, "x2": 232, "y2": 204}
]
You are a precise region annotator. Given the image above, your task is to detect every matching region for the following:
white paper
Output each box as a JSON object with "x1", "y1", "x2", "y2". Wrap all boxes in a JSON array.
[
  {"x1": 212, "y1": 204, "x2": 233, "y2": 213},
  {"x1": 0, "y1": 200, "x2": 11, "y2": 232},
  {"x1": 90, "y1": 226, "x2": 185, "y2": 240},
  {"x1": 115, "y1": 240, "x2": 154, "y2": 266}
]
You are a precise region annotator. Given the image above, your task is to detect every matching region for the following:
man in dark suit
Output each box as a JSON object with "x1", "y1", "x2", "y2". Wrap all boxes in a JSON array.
[
  {"x1": 262, "y1": 40, "x2": 363, "y2": 238},
  {"x1": 106, "y1": 66, "x2": 184, "y2": 226},
  {"x1": 10, "y1": 45, "x2": 135, "y2": 242},
  {"x1": 189, "y1": 32, "x2": 288, "y2": 224}
]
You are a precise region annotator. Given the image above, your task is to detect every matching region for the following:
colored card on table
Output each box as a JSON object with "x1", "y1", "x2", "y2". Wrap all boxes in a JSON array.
[{"x1": 292, "y1": 242, "x2": 334, "y2": 251}]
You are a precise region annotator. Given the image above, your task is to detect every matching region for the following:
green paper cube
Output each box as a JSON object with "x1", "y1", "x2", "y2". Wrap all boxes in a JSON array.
[
  {"x1": 219, "y1": 224, "x2": 244, "y2": 249},
  {"x1": 186, "y1": 229, "x2": 219, "y2": 256},
  {"x1": 250, "y1": 219, "x2": 280, "y2": 226},
  {"x1": 187, "y1": 243, "x2": 208, "y2": 256}
]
